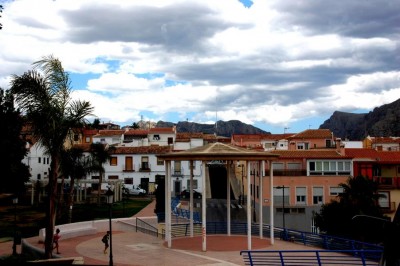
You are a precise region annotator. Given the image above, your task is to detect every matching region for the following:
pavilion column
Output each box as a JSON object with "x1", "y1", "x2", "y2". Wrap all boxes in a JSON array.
[
  {"x1": 259, "y1": 160, "x2": 264, "y2": 238},
  {"x1": 202, "y1": 161, "x2": 207, "y2": 251},
  {"x1": 246, "y1": 161, "x2": 252, "y2": 250},
  {"x1": 269, "y1": 161, "x2": 275, "y2": 245},
  {"x1": 165, "y1": 160, "x2": 172, "y2": 248},
  {"x1": 227, "y1": 161, "x2": 231, "y2": 236},
  {"x1": 189, "y1": 160, "x2": 194, "y2": 237}
]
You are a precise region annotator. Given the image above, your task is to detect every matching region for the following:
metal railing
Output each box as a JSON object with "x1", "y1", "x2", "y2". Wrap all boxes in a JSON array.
[
  {"x1": 240, "y1": 249, "x2": 383, "y2": 266},
  {"x1": 135, "y1": 217, "x2": 160, "y2": 237}
]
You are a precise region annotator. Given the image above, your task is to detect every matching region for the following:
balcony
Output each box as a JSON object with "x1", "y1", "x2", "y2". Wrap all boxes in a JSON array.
[
  {"x1": 122, "y1": 164, "x2": 135, "y2": 172},
  {"x1": 380, "y1": 201, "x2": 397, "y2": 213},
  {"x1": 372, "y1": 176, "x2": 400, "y2": 189},
  {"x1": 272, "y1": 169, "x2": 307, "y2": 176},
  {"x1": 139, "y1": 162, "x2": 151, "y2": 172},
  {"x1": 172, "y1": 167, "x2": 184, "y2": 177}
]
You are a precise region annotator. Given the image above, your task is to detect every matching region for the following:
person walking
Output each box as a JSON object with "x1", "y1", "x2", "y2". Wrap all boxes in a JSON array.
[
  {"x1": 53, "y1": 228, "x2": 61, "y2": 254},
  {"x1": 102, "y1": 231, "x2": 110, "y2": 254}
]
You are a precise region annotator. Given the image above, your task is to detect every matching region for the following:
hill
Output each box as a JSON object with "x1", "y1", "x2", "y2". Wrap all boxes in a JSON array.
[
  {"x1": 320, "y1": 98, "x2": 400, "y2": 140},
  {"x1": 156, "y1": 120, "x2": 270, "y2": 137}
]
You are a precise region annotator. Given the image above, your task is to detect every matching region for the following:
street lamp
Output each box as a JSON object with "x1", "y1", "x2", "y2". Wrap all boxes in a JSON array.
[
  {"x1": 238, "y1": 164, "x2": 244, "y2": 204},
  {"x1": 276, "y1": 186, "x2": 285, "y2": 228},
  {"x1": 252, "y1": 169, "x2": 257, "y2": 223},
  {"x1": 105, "y1": 188, "x2": 114, "y2": 266}
]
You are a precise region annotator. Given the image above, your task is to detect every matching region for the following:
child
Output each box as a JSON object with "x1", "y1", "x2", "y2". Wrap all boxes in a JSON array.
[
  {"x1": 53, "y1": 228, "x2": 61, "y2": 254},
  {"x1": 102, "y1": 231, "x2": 110, "y2": 254}
]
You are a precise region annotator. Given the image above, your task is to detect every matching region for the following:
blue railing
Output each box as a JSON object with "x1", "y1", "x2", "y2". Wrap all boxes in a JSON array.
[{"x1": 240, "y1": 250, "x2": 383, "y2": 266}]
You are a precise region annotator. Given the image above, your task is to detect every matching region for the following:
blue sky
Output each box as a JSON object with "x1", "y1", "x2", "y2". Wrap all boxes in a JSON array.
[{"x1": 1, "y1": 0, "x2": 399, "y2": 134}]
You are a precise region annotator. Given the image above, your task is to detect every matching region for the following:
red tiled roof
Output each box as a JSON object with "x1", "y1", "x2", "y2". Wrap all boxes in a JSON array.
[
  {"x1": 261, "y1": 133, "x2": 294, "y2": 141},
  {"x1": 83, "y1": 129, "x2": 98, "y2": 135},
  {"x1": 270, "y1": 149, "x2": 347, "y2": 159},
  {"x1": 123, "y1": 129, "x2": 149, "y2": 136},
  {"x1": 149, "y1": 127, "x2": 175, "y2": 133},
  {"x1": 288, "y1": 129, "x2": 333, "y2": 139},
  {"x1": 176, "y1": 132, "x2": 204, "y2": 141},
  {"x1": 95, "y1": 130, "x2": 125, "y2": 137},
  {"x1": 369, "y1": 137, "x2": 400, "y2": 144},
  {"x1": 113, "y1": 145, "x2": 171, "y2": 154},
  {"x1": 231, "y1": 134, "x2": 267, "y2": 141},
  {"x1": 345, "y1": 148, "x2": 400, "y2": 163}
]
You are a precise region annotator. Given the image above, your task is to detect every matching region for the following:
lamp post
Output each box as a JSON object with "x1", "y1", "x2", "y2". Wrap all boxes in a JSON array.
[
  {"x1": 105, "y1": 188, "x2": 114, "y2": 266},
  {"x1": 277, "y1": 186, "x2": 285, "y2": 228},
  {"x1": 252, "y1": 169, "x2": 257, "y2": 223},
  {"x1": 239, "y1": 164, "x2": 244, "y2": 204},
  {"x1": 12, "y1": 197, "x2": 18, "y2": 255}
]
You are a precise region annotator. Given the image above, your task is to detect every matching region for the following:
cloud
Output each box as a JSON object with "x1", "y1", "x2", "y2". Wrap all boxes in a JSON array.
[{"x1": 1, "y1": 0, "x2": 399, "y2": 133}]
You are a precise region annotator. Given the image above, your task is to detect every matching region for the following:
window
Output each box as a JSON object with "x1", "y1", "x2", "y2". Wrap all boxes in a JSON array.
[
  {"x1": 74, "y1": 134, "x2": 79, "y2": 141},
  {"x1": 153, "y1": 134, "x2": 160, "y2": 140},
  {"x1": 329, "y1": 187, "x2": 343, "y2": 196},
  {"x1": 296, "y1": 187, "x2": 306, "y2": 205},
  {"x1": 273, "y1": 186, "x2": 289, "y2": 205},
  {"x1": 110, "y1": 157, "x2": 117, "y2": 166},
  {"x1": 157, "y1": 157, "x2": 164, "y2": 165},
  {"x1": 47, "y1": 158, "x2": 50, "y2": 164},
  {"x1": 141, "y1": 156, "x2": 149, "y2": 170},
  {"x1": 173, "y1": 161, "x2": 181, "y2": 175},
  {"x1": 43, "y1": 157, "x2": 46, "y2": 164},
  {"x1": 297, "y1": 142, "x2": 309, "y2": 150},
  {"x1": 309, "y1": 160, "x2": 351, "y2": 176},
  {"x1": 124, "y1": 178, "x2": 133, "y2": 185},
  {"x1": 85, "y1": 136, "x2": 91, "y2": 143},
  {"x1": 378, "y1": 191, "x2": 390, "y2": 208},
  {"x1": 186, "y1": 179, "x2": 198, "y2": 189},
  {"x1": 288, "y1": 163, "x2": 301, "y2": 169},
  {"x1": 168, "y1": 137, "x2": 173, "y2": 144},
  {"x1": 108, "y1": 175, "x2": 118, "y2": 180},
  {"x1": 313, "y1": 187, "x2": 323, "y2": 205}
]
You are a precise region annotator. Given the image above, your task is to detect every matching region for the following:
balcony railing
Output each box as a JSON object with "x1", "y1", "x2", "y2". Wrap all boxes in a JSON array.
[
  {"x1": 372, "y1": 176, "x2": 400, "y2": 189},
  {"x1": 139, "y1": 162, "x2": 151, "y2": 172},
  {"x1": 122, "y1": 164, "x2": 135, "y2": 172},
  {"x1": 272, "y1": 169, "x2": 307, "y2": 176},
  {"x1": 171, "y1": 167, "x2": 184, "y2": 177}
]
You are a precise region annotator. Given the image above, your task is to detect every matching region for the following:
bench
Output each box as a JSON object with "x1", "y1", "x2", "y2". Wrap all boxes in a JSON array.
[{"x1": 39, "y1": 222, "x2": 97, "y2": 242}]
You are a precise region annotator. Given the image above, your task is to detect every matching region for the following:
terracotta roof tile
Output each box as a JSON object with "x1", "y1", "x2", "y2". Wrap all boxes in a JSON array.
[
  {"x1": 270, "y1": 149, "x2": 347, "y2": 159},
  {"x1": 123, "y1": 129, "x2": 149, "y2": 136},
  {"x1": 95, "y1": 130, "x2": 125, "y2": 137},
  {"x1": 288, "y1": 129, "x2": 333, "y2": 139},
  {"x1": 113, "y1": 145, "x2": 172, "y2": 154},
  {"x1": 149, "y1": 127, "x2": 175, "y2": 133},
  {"x1": 345, "y1": 148, "x2": 400, "y2": 162}
]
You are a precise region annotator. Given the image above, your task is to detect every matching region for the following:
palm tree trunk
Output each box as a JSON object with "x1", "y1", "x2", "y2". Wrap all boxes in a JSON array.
[
  {"x1": 97, "y1": 172, "x2": 103, "y2": 205},
  {"x1": 44, "y1": 157, "x2": 58, "y2": 258}
]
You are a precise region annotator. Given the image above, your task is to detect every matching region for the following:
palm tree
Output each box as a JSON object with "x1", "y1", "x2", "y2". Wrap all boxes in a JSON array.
[
  {"x1": 88, "y1": 142, "x2": 115, "y2": 204},
  {"x1": 10, "y1": 55, "x2": 93, "y2": 258},
  {"x1": 59, "y1": 146, "x2": 91, "y2": 222}
]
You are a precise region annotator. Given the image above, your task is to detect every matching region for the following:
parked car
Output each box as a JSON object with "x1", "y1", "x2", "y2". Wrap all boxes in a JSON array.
[
  {"x1": 123, "y1": 185, "x2": 146, "y2": 196},
  {"x1": 180, "y1": 189, "x2": 202, "y2": 199}
]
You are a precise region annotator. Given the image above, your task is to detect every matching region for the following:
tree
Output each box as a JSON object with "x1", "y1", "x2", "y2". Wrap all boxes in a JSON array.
[
  {"x1": 59, "y1": 146, "x2": 91, "y2": 222},
  {"x1": 88, "y1": 142, "x2": 114, "y2": 205},
  {"x1": 0, "y1": 88, "x2": 30, "y2": 194},
  {"x1": 315, "y1": 175, "x2": 385, "y2": 242},
  {"x1": 0, "y1": 5, "x2": 3, "y2": 30},
  {"x1": 10, "y1": 55, "x2": 93, "y2": 259}
]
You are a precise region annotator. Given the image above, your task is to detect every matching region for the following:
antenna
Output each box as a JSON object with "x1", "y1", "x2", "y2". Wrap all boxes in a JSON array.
[
  {"x1": 284, "y1": 127, "x2": 290, "y2": 134},
  {"x1": 215, "y1": 96, "x2": 218, "y2": 137}
]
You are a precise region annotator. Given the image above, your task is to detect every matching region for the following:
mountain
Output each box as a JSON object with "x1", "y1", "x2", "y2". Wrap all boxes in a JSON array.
[
  {"x1": 156, "y1": 120, "x2": 270, "y2": 137},
  {"x1": 319, "y1": 98, "x2": 400, "y2": 140}
]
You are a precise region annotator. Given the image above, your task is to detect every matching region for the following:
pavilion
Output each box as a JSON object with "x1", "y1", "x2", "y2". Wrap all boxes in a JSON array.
[{"x1": 157, "y1": 142, "x2": 280, "y2": 251}]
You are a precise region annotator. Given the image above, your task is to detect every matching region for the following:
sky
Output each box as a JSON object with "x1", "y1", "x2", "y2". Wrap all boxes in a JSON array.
[{"x1": 1, "y1": 0, "x2": 399, "y2": 134}]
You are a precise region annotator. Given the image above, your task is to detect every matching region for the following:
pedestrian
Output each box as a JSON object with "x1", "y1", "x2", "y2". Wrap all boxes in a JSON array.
[
  {"x1": 53, "y1": 228, "x2": 61, "y2": 254},
  {"x1": 102, "y1": 231, "x2": 110, "y2": 254}
]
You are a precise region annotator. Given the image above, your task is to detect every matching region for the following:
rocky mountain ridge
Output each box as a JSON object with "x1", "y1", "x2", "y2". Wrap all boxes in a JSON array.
[
  {"x1": 155, "y1": 98, "x2": 400, "y2": 141},
  {"x1": 319, "y1": 98, "x2": 400, "y2": 140},
  {"x1": 156, "y1": 120, "x2": 269, "y2": 137}
]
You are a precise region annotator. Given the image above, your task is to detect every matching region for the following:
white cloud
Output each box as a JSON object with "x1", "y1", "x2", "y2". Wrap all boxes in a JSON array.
[{"x1": 1, "y1": 0, "x2": 399, "y2": 133}]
